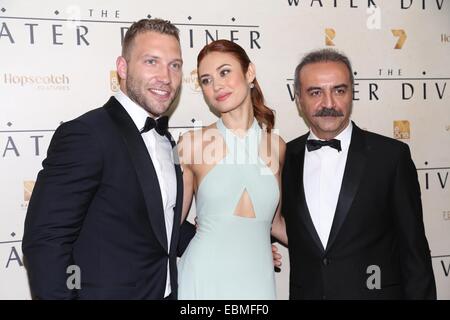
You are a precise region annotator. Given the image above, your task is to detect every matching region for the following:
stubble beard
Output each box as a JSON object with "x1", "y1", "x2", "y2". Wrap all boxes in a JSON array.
[{"x1": 126, "y1": 73, "x2": 177, "y2": 117}]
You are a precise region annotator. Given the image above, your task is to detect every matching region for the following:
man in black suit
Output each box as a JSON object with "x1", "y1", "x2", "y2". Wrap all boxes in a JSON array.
[
  {"x1": 22, "y1": 19, "x2": 195, "y2": 299},
  {"x1": 282, "y1": 48, "x2": 436, "y2": 299}
]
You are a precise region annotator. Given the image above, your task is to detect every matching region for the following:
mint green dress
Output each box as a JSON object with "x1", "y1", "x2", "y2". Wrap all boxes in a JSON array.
[{"x1": 177, "y1": 118, "x2": 280, "y2": 300}]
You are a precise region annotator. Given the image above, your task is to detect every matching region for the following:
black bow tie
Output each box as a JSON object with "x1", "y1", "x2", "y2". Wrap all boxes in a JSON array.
[
  {"x1": 306, "y1": 139, "x2": 342, "y2": 152},
  {"x1": 141, "y1": 116, "x2": 169, "y2": 136}
]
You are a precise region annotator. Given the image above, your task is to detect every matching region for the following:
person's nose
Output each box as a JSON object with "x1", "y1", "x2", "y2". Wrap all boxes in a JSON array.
[
  {"x1": 156, "y1": 65, "x2": 171, "y2": 84},
  {"x1": 212, "y1": 77, "x2": 224, "y2": 92},
  {"x1": 322, "y1": 90, "x2": 336, "y2": 108}
]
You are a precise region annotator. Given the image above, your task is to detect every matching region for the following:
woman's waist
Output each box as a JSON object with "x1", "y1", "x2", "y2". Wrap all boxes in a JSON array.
[
  {"x1": 191, "y1": 219, "x2": 271, "y2": 246},
  {"x1": 183, "y1": 230, "x2": 274, "y2": 266}
]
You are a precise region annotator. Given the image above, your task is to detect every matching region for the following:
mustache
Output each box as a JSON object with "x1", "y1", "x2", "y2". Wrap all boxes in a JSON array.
[{"x1": 313, "y1": 108, "x2": 344, "y2": 117}]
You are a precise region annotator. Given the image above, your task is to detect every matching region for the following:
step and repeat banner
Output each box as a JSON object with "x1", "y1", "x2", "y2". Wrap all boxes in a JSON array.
[{"x1": 0, "y1": 0, "x2": 449, "y2": 299}]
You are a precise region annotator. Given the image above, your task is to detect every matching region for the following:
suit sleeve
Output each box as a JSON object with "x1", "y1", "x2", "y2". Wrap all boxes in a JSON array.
[
  {"x1": 177, "y1": 220, "x2": 196, "y2": 257},
  {"x1": 22, "y1": 120, "x2": 102, "y2": 299},
  {"x1": 393, "y1": 144, "x2": 436, "y2": 299}
]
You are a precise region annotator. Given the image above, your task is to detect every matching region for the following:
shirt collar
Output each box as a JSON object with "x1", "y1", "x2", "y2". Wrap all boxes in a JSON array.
[{"x1": 307, "y1": 120, "x2": 353, "y2": 151}]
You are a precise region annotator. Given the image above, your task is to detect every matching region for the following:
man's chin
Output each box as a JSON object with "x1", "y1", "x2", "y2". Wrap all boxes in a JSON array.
[
  {"x1": 142, "y1": 101, "x2": 171, "y2": 116},
  {"x1": 316, "y1": 118, "x2": 340, "y2": 128},
  {"x1": 315, "y1": 123, "x2": 341, "y2": 133}
]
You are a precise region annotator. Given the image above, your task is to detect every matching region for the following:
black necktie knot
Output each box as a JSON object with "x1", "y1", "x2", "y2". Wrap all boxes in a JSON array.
[
  {"x1": 306, "y1": 138, "x2": 342, "y2": 152},
  {"x1": 141, "y1": 116, "x2": 168, "y2": 136}
]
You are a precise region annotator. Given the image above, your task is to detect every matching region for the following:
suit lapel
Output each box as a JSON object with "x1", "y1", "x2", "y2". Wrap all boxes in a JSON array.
[
  {"x1": 166, "y1": 131, "x2": 183, "y2": 254},
  {"x1": 292, "y1": 136, "x2": 325, "y2": 253},
  {"x1": 326, "y1": 123, "x2": 367, "y2": 252},
  {"x1": 104, "y1": 97, "x2": 168, "y2": 252}
]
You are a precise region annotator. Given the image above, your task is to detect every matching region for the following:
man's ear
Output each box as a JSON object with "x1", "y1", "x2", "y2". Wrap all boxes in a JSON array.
[
  {"x1": 246, "y1": 62, "x2": 256, "y2": 84},
  {"x1": 116, "y1": 56, "x2": 127, "y2": 80}
]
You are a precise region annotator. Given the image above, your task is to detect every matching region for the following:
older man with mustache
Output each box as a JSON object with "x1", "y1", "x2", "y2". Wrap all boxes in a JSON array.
[{"x1": 281, "y1": 48, "x2": 436, "y2": 300}]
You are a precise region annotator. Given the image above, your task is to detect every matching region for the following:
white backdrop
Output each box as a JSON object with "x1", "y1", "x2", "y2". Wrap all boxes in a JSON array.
[{"x1": 0, "y1": 0, "x2": 449, "y2": 299}]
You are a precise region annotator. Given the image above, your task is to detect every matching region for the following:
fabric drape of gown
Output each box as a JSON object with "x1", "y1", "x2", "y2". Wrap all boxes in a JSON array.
[{"x1": 177, "y1": 118, "x2": 280, "y2": 300}]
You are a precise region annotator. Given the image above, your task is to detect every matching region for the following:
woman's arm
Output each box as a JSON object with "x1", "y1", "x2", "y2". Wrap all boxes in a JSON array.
[
  {"x1": 178, "y1": 131, "x2": 195, "y2": 223},
  {"x1": 271, "y1": 134, "x2": 288, "y2": 246}
]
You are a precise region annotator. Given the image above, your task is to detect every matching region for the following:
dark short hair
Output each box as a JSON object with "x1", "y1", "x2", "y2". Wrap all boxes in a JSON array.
[
  {"x1": 122, "y1": 18, "x2": 180, "y2": 60},
  {"x1": 294, "y1": 48, "x2": 354, "y2": 96}
]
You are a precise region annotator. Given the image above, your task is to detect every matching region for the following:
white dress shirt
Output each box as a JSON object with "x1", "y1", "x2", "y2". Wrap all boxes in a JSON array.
[
  {"x1": 303, "y1": 122, "x2": 353, "y2": 248},
  {"x1": 115, "y1": 90, "x2": 176, "y2": 298}
]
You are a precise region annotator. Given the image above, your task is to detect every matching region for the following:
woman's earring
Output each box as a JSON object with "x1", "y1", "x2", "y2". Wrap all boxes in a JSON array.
[{"x1": 249, "y1": 83, "x2": 255, "y2": 89}]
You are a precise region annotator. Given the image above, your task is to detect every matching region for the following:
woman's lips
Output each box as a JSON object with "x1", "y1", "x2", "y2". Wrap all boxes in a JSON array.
[{"x1": 216, "y1": 92, "x2": 231, "y2": 102}]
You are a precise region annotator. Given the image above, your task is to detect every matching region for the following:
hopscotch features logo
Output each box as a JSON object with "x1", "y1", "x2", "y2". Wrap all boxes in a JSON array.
[
  {"x1": 110, "y1": 70, "x2": 119, "y2": 92},
  {"x1": 325, "y1": 28, "x2": 335, "y2": 46},
  {"x1": 2, "y1": 73, "x2": 70, "y2": 91},
  {"x1": 393, "y1": 120, "x2": 410, "y2": 140},
  {"x1": 392, "y1": 29, "x2": 407, "y2": 49},
  {"x1": 183, "y1": 69, "x2": 201, "y2": 92},
  {"x1": 442, "y1": 33, "x2": 450, "y2": 44}
]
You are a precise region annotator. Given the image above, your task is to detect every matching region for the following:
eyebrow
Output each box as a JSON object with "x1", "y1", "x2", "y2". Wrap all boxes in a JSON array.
[
  {"x1": 141, "y1": 54, "x2": 183, "y2": 65},
  {"x1": 199, "y1": 64, "x2": 231, "y2": 78},
  {"x1": 142, "y1": 54, "x2": 159, "y2": 59},
  {"x1": 216, "y1": 63, "x2": 231, "y2": 70},
  {"x1": 306, "y1": 86, "x2": 322, "y2": 93},
  {"x1": 333, "y1": 84, "x2": 348, "y2": 90},
  {"x1": 171, "y1": 58, "x2": 183, "y2": 65},
  {"x1": 305, "y1": 83, "x2": 348, "y2": 92}
]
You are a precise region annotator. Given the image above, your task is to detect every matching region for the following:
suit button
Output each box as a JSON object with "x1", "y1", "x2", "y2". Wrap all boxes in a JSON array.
[{"x1": 322, "y1": 258, "x2": 329, "y2": 266}]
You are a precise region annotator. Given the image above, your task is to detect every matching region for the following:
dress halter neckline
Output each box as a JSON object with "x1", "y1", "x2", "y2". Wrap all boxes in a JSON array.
[{"x1": 217, "y1": 117, "x2": 259, "y2": 140}]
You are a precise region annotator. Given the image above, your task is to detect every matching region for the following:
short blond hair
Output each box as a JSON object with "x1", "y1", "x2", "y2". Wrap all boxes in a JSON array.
[{"x1": 122, "y1": 18, "x2": 180, "y2": 60}]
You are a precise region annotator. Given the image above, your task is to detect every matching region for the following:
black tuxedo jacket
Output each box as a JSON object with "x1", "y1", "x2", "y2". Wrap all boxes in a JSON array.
[
  {"x1": 22, "y1": 97, "x2": 195, "y2": 299},
  {"x1": 282, "y1": 122, "x2": 436, "y2": 299}
]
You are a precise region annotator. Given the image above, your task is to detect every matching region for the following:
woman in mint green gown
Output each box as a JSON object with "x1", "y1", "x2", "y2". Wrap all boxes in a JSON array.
[{"x1": 177, "y1": 40, "x2": 288, "y2": 300}]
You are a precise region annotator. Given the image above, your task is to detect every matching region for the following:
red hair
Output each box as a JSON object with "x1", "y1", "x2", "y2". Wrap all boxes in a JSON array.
[{"x1": 197, "y1": 40, "x2": 275, "y2": 132}]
